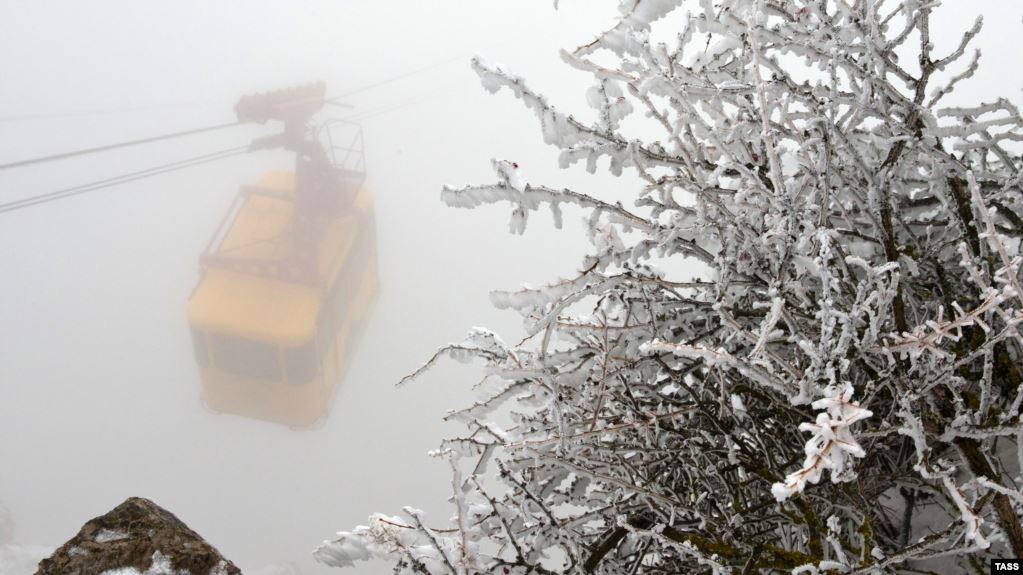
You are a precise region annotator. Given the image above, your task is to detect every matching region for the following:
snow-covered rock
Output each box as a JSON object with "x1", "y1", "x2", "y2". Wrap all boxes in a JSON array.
[{"x1": 34, "y1": 497, "x2": 240, "y2": 575}]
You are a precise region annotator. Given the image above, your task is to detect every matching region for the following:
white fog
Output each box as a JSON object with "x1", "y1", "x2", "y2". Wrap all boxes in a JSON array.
[{"x1": 1, "y1": 2, "x2": 1021, "y2": 574}]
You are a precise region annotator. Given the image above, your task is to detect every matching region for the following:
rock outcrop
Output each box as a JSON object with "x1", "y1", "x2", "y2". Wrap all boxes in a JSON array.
[{"x1": 35, "y1": 497, "x2": 240, "y2": 575}]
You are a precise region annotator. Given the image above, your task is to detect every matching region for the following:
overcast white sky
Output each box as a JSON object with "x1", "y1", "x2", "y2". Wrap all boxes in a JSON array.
[{"x1": 0, "y1": 2, "x2": 1020, "y2": 574}]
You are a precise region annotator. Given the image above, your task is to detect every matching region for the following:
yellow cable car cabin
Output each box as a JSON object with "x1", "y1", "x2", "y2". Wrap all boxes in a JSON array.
[{"x1": 187, "y1": 83, "x2": 378, "y2": 427}]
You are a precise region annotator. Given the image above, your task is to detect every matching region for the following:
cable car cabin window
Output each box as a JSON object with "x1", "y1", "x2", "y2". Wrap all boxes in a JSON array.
[
  {"x1": 210, "y1": 334, "x2": 282, "y2": 382},
  {"x1": 315, "y1": 223, "x2": 373, "y2": 356},
  {"x1": 285, "y1": 339, "x2": 317, "y2": 385},
  {"x1": 191, "y1": 329, "x2": 210, "y2": 368},
  {"x1": 331, "y1": 226, "x2": 371, "y2": 321}
]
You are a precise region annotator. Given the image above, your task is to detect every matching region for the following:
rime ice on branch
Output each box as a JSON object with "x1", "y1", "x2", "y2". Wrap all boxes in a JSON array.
[{"x1": 320, "y1": 0, "x2": 1023, "y2": 573}]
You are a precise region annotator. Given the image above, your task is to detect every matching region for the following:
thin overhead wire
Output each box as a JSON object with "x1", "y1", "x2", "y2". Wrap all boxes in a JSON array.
[
  {"x1": 0, "y1": 146, "x2": 249, "y2": 215},
  {"x1": 0, "y1": 14, "x2": 563, "y2": 172},
  {"x1": 0, "y1": 121, "x2": 241, "y2": 172},
  {"x1": 0, "y1": 100, "x2": 224, "y2": 124},
  {"x1": 325, "y1": 55, "x2": 467, "y2": 103},
  {"x1": 0, "y1": 26, "x2": 560, "y2": 213},
  {"x1": 324, "y1": 17, "x2": 563, "y2": 104},
  {"x1": 0, "y1": 31, "x2": 533, "y2": 174},
  {"x1": 341, "y1": 91, "x2": 455, "y2": 123}
]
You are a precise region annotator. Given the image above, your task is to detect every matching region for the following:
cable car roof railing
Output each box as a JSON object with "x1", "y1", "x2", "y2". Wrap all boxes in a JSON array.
[{"x1": 317, "y1": 119, "x2": 365, "y2": 178}]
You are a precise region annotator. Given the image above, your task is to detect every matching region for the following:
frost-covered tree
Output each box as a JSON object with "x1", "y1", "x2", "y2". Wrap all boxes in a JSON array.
[{"x1": 317, "y1": 1, "x2": 1023, "y2": 572}]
